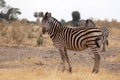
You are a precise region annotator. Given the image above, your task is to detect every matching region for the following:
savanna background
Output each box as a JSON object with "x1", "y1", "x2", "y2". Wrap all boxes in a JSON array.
[{"x1": 0, "y1": 0, "x2": 120, "y2": 80}]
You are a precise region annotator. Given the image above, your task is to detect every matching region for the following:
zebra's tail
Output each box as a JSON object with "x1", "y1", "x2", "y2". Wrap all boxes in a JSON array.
[
  {"x1": 95, "y1": 38, "x2": 101, "y2": 48},
  {"x1": 106, "y1": 39, "x2": 109, "y2": 46}
]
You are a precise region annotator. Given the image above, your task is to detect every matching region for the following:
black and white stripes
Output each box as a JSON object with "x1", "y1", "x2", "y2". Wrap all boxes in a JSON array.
[{"x1": 42, "y1": 12, "x2": 103, "y2": 73}]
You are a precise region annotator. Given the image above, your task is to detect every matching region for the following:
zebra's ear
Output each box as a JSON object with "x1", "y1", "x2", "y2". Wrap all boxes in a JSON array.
[
  {"x1": 44, "y1": 12, "x2": 51, "y2": 18},
  {"x1": 47, "y1": 12, "x2": 51, "y2": 18},
  {"x1": 45, "y1": 12, "x2": 48, "y2": 17}
]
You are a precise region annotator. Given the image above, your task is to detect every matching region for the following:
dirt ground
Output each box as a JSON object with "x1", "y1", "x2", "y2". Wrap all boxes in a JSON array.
[
  {"x1": 0, "y1": 44, "x2": 120, "y2": 71},
  {"x1": 0, "y1": 38, "x2": 120, "y2": 80}
]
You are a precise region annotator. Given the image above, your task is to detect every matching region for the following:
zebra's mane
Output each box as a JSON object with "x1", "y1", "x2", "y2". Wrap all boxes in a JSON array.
[
  {"x1": 47, "y1": 17, "x2": 66, "y2": 33},
  {"x1": 49, "y1": 17, "x2": 64, "y2": 27}
]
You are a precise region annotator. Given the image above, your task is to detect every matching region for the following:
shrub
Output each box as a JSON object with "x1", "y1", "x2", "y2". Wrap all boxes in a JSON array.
[
  {"x1": 72, "y1": 11, "x2": 81, "y2": 22},
  {"x1": 37, "y1": 33, "x2": 43, "y2": 46}
]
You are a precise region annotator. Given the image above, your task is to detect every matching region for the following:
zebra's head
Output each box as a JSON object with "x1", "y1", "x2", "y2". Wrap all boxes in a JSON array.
[
  {"x1": 41, "y1": 12, "x2": 52, "y2": 33},
  {"x1": 42, "y1": 12, "x2": 51, "y2": 21},
  {"x1": 85, "y1": 19, "x2": 96, "y2": 28}
]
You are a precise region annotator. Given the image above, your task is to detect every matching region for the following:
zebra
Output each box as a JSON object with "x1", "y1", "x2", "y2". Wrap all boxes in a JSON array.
[
  {"x1": 41, "y1": 12, "x2": 104, "y2": 73},
  {"x1": 85, "y1": 19, "x2": 109, "y2": 52}
]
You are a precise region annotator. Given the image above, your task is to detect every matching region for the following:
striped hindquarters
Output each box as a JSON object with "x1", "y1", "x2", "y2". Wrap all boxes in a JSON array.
[{"x1": 63, "y1": 28, "x2": 103, "y2": 51}]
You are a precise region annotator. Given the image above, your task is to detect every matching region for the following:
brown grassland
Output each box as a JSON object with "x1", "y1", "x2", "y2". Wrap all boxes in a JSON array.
[{"x1": 0, "y1": 19, "x2": 120, "y2": 80}]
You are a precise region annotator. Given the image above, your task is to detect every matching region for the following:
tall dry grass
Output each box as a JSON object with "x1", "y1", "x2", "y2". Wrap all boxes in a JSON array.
[
  {"x1": 94, "y1": 19, "x2": 120, "y2": 38},
  {"x1": 0, "y1": 19, "x2": 120, "y2": 47},
  {"x1": 0, "y1": 21, "x2": 42, "y2": 46}
]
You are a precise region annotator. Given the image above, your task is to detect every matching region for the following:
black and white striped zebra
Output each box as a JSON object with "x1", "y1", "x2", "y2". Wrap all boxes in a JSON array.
[
  {"x1": 42, "y1": 12, "x2": 104, "y2": 73},
  {"x1": 85, "y1": 19, "x2": 109, "y2": 52}
]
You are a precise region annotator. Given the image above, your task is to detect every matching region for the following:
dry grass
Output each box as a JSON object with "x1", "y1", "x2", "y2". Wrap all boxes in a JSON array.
[
  {"x1": 0, "y1": 19, "x2": 120, "y2": 47},
  {"x1": 106, "y1": 55, "x2": 120, "y2": 62},
  {"x1": 0, "y1": 56, "x2": 58, "y2": 67},
  {"x1": 109, "y1": 39, "x2": 120, "y2": 47},
  {"x1": 0, "y1": 19, "x2": 120, "y2": 80},
  {"x1": 0, "y1": 67, "x2": 119, "y2": 80},
  {"x1": 0, "y1": 53, "x2": 119, "y2": 80}
]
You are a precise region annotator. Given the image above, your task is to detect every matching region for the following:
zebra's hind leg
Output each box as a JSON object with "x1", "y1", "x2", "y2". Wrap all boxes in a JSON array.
[
  {"x1": 102, "y1": 39, "x2": 108, "y2": 52},
  {"x1": 90, "y1": 46, "x2": 101, "y2": 73},
  {"x1": 102, "y1": 42, "x2": 106, "y2": 52},
  {"x1": 92, "y1": 53, "x2": 101, "y2": 73}
]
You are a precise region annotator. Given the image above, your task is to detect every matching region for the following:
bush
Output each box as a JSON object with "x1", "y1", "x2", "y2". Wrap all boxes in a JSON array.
[
  {"x1": 72, "y1": 11, "x2": 80, "y2": 22},
  {"x1": 37, "y1": 33, "x2": 43, "y2": 46}
]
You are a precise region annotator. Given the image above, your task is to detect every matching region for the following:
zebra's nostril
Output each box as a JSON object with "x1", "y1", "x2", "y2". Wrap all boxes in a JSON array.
[{"x1": 42, "y1": 27, "x2": 46, "y2": 34}]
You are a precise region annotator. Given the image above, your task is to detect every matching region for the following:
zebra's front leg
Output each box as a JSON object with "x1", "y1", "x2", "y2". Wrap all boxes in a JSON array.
[
  {"x1": 58, "y1": 48, "x2": 66, "y2": 72},
  {"x1": 64, "y1": 47, "x2": 72, "y2": 72}
]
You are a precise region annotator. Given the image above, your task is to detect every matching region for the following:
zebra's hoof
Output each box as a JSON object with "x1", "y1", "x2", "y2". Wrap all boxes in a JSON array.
[
  {"x1": 68, "y1": 67, "x2": 72, "y2": 73},
  {"x1": 92, "y1": 68, "x2": 99, "y2": 73}
]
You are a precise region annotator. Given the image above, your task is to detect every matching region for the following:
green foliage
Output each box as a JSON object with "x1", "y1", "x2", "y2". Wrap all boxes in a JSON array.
[
  {"x1": 37, "y1": 34, "x2": 43, "y2": 46},
  {"x1": 34, "y1": 12, "x2": 43, "y2": 25},
  {"x1": 72, "y1": 11, "x2": 80, "y2": 22},
  {"x1": 34, "y1": 12, "x2": 43, "y2": 18},
  {"x1": 34, "y1": 12, "x2": 38, "y2": 18},
  {"x1": 61, "y1": 19, "x2": 66, "y2": 24},
  {"x1": 0, "y1": 0, "x2": 21, "y2": 22},
  {"x1": 0, "y1": 0, "x2": 6, "y2": 8},
  {"x1": 7, "y1": 7, "x2": 21, "y2": 21},
  {"x1": 0, "y1": 6, "x2": 21, "y2": 22},
  {"x1": 66, "y1": 11, "x2": 81, "y2": 27},
  {"x1": 62, "y1": 11, "x2": 81, "y2": 27},
  {"x1": 39, "y1": 12, "x2": 44, "y2": 17}
]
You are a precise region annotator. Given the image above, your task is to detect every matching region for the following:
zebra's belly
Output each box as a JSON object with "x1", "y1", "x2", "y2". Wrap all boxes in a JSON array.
[{"x1": 66, "y1": 45, "x2": 88, "y2": 51}]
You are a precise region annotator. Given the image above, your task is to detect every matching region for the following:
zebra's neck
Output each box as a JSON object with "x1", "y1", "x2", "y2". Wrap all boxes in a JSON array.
[{"x1": 47, "y1": 17, "x2": 64, "y2": 38}]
